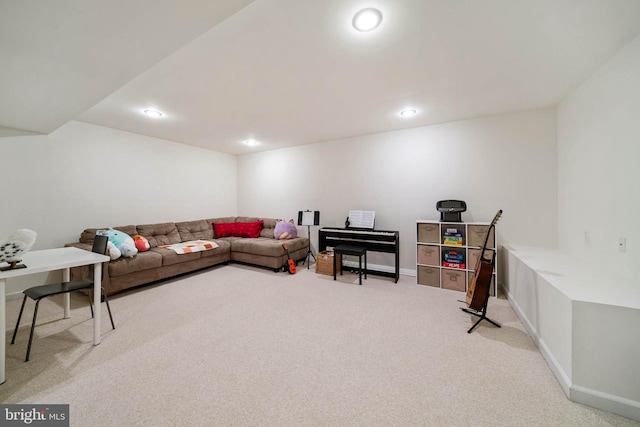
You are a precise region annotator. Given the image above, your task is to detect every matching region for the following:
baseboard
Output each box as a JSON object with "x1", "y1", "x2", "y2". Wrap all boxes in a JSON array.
[
  {"x1": 505, "y1": 277, "x2": 640, "y2": 421},
  {"x1": 340, "y1": 260, "x2": 415, "y2": 277},
  {"x1": 505, "y1": 289, "x2": 572, "y2": 398},
  {"x1": 5, "y1": 291, "x2": 23, "y2": 301},
  {"x1": 571, "y1": 385, "x2": 640, "y2": 422}
]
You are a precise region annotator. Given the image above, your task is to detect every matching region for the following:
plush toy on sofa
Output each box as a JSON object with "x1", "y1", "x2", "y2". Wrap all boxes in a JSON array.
[
  {"x1": 274, "y1": 219, "x2": 297, "y2": 240},
  {"x1": 97, "y1": 228, "x2": 138, "y2": 260},
  {"x1": 132, "y1": 234, "x2": 150, "y2": 252}
]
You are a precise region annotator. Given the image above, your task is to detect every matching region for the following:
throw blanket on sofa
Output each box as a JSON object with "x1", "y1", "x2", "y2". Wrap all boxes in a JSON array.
[{"x1": 159, "y1": 240, "x2": 219, "y2": 254}]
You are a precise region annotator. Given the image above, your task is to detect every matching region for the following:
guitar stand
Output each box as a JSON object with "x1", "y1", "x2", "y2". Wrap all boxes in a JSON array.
[
  {"x1": 461, "y1": 304, "x2": 501, "y2": 334},
  {"x1": 460, "y1": 306, "x2": 501, "y2": 334}
]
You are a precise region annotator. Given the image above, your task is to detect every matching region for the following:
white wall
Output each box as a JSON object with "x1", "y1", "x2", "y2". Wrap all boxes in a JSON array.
[
  {"x1": 502, "y1": 36, "x2": 640, "y2": 421},
  {"x1": 0, "y1": 120, "x2": 237, "y2": 294},
  {"x1": 557, "y1": 34, "x2": 640, "y2": 280},
  {"x1": 505, "y1": 246, "x2": 640, "y2": 421},
  {"x1": 238, "y1": 108, "x2": 558, "y2": 275}
]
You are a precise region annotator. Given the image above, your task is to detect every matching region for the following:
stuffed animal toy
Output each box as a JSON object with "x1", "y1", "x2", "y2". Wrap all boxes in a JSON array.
[
  {"x1": 274, "y1": 219, "x2": 297, "y2": 240},
  {"x1": 132, "y1": 234, "x2": 150, "y2": 252},
  {"x1": 0, "y1": 229, "x2": 37, "y2": 270},
  {"x1": 97, "y1": 228, "x2": 138, "y2": 260}
]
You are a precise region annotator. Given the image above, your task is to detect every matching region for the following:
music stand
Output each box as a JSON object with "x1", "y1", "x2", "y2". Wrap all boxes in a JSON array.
[{"x1": 298, "y1": 210, "x2": 320, "y2": 269}]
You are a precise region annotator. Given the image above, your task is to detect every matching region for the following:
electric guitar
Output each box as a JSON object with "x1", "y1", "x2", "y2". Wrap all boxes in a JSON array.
[
  {"x1": 282, "y1": 242, "x2": 296, "y2": 274},
  {"x1": 466, "y1": 210, "x2": 502, "y2": 311}
]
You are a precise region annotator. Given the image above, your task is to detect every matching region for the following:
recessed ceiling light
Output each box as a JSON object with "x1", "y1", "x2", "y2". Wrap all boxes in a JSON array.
[
  {"x1": 352, "y1": 8, "x2": 383, "y2": 32},
  {"x1": 143, "y1": 109, "x2": 162, "y2": 118},
  {"x1": 244, "y1": 139, "x2": 259, "y2": 146},
  {"x1": 400, "y1": 109, "x2": 417, "y2": 118}
]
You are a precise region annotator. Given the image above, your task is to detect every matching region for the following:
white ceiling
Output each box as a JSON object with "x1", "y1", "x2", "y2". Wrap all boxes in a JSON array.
[{"x1": 3, "y1": 0, "x2": 640, "y2": 155}]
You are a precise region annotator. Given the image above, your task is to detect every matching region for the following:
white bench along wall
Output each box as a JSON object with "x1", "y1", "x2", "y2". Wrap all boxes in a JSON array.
[{"x1": 504, "y1": 246, "x2": 640, "y2": 422}]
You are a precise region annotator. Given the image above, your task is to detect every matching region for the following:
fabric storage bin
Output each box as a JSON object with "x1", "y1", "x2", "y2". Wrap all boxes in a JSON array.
[
  {"x1": 442, "y1": 269, "x2": 466, "y2": 292},
  {"x1": 467, "y1": 225, "x2": 495, "y2": 248},
  {"x1": 417, "y1": 245, "x2": 439, "y2": 266},
  {"x1": 467, "y1": 248, "x2": 495, "y2": 268},
  {"x1": 417, "y1": 223, "x2": 439, "y2": 243},
  {"x1": 417, "y1": 265, "x2": 440, "y2": 287}
]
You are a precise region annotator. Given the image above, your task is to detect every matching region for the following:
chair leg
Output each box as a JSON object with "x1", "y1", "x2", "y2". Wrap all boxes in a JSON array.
[
  {"x1": 102, "y1": 288, "x2": 115, "y2": 330},
  {"x1": 11, "y1": 295, "x2": 28, "y2": 344},
  {"x1": 26, "y1": 299, "x2": 41, "y2": 362},
  {"x1": 87, "y1": 291, "x2": 94, "y2": 318},
  {"x1": 86, "y1": 288, "x2": 114, "y2": 328}
]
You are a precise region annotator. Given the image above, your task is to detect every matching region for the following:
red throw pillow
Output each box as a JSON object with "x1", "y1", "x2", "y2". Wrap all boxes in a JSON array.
[
  {"x1": 234, "y1": 220, "x2": 263, "y2": 238},
  {"x1": 213, "y1": 222, "x2": 236, "y2": 238}
]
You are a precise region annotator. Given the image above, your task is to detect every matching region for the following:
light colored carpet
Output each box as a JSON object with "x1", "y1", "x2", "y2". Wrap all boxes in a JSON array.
[{"x1": 2, "y1": 264, "x2": 638, "y2": 426}]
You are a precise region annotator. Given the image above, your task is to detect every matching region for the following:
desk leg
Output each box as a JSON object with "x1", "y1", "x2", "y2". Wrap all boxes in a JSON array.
[
  {"x1": 1, "y1": 278, "x2": 6, "y2": 384},
  {"x1": 63, "y1": 267, "x2": 71, "y2": 319},
  {"x1": 93, "y1": 263, "x2": 101, "y2": 346}
]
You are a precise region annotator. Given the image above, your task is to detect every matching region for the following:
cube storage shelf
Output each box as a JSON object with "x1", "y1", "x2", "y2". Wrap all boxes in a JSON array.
[{"x1": 416, "y1": 220, "x2": 497, "y2": 296}]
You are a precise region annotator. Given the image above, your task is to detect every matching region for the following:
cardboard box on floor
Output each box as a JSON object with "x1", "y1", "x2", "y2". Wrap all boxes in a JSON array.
[{"x1": 316, "y1": 250, "x2": 341, "y2": 276}]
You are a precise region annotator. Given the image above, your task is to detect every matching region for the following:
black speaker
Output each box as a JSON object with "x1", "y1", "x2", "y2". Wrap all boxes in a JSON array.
[{"x1": 436, "y1": 200, "x2": 466, "y2": 222}]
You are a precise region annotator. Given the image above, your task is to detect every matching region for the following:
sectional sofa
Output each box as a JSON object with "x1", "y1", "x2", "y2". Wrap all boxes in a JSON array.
[{"x1": 65, "y1": 216, "x2": 309, "y2": 296}]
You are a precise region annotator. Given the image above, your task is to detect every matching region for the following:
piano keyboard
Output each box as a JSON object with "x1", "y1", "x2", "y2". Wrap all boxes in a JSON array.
[{"x1": 318, "y1": 227, "x2": 399, "y2": 282}]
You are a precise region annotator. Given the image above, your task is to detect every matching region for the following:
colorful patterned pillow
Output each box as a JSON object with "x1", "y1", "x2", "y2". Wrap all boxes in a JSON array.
[
  {"x1": 234, "y1": 220, "x2": 263, "y2": 238},
  {"x1": 274, "y1": 219, "x2": 297, "y2": 240},
  {"x1": 213, "y1": 222, "x2": 236, "y2": 238}
]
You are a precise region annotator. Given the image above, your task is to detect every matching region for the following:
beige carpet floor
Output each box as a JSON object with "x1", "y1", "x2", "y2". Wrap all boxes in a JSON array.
[{"x1": 2, "y1": 264, "x2": 638, "y2": 427}]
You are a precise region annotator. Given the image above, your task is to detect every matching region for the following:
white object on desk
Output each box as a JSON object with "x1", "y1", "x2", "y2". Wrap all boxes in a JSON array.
[{"x1": 0, "y1": 247, "x2": 109, "y2": 384}]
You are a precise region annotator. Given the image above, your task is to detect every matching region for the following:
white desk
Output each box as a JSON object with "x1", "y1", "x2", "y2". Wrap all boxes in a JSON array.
[{"x1": 0, "y1": 247, "x2": 109, "y2": 384}]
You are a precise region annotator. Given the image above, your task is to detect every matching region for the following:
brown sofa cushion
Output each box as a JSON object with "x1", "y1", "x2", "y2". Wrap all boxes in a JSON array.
[
  {"x1": 200, "y1": 239, "x2": 232, "y2": 258},
  {"x1": 79, "y1": 225, "x2": 137, "y2": 245},
  {"x1": 260, "y1": 218, "x2": 277, "y2": 239},
  {"x1": 230, "y1": 237, "x2": 307, "y2": 257},
  {"x1": 150, "y1": 247, "x2": 201, "y2": 266},
  {"x1": 108, "y1": 251, "x2": 163, "y2": 277},
  {"x1": 136, "y1": 223, "x2": 181, "y2": 248},
  {"x1": 176, "y1": 220, "x2": 214, "y2": 241}
]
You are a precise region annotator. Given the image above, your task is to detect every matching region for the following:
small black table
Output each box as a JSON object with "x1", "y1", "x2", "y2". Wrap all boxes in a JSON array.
[{"x1": 333, "y1": 245, "x2": 367, "y2": 285}]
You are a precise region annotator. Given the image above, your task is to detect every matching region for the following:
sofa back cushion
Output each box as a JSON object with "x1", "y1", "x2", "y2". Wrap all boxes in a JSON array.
[
  {"x1": 79, "y1": 225, "x2": 137, "y2": 245},
  {"x1": 234, "y1": 220, "x2": 263, "y2": 238},
  {"x1": 260, "y1": 218, "x2": 277, "y2": 239},
  {"x1": 176, "y1": 220, "x2": 214, "y2": 242},
  {"x1": 212, "y1": 222, "x2": 236, "y2": 238},
  {"x1": 207, "y1": 216, "x2": 277, "y2": 239},
  {"x1": 136, "y1": 222, "x2": 181, "y2": 248},
  {"x1": 208, "y1": 217, "x2": 237, "y2": 238},
  {"x1": 235, "y1": 216, "x2": 276, "y2": 238}
]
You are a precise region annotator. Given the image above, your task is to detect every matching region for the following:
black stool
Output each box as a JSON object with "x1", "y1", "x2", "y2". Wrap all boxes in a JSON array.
[{"x1": 333, "y1": 245, "x2": 367, "y2": 285}]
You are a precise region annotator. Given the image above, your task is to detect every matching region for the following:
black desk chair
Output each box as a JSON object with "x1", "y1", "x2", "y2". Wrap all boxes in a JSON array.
[
  {"x1": 333, "y1": 245, "x2": 367, "y2": 285},
  {"x1": 11, "y1": 235, "x2": 115, "y2": 362}
]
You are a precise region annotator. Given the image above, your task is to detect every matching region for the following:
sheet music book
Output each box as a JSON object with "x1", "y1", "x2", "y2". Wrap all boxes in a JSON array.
[
  {"x1": 348, "y1": 210, "x2": 375, "y2": 229},
  {"x1": 301, "y1": 211, "x2": 315, "y2": 226}
]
